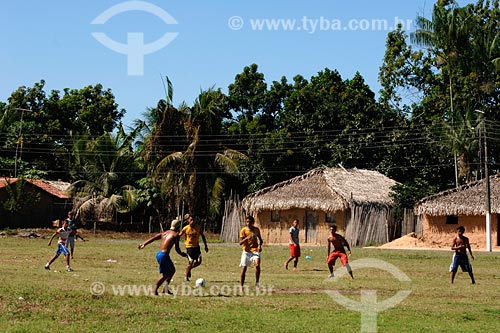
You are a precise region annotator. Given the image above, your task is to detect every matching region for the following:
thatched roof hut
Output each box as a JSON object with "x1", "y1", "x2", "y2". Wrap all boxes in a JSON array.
[
  {"x1": 242, "y1": 166, "x2": 397, "y2": 213},
  {"x1": 240, "y1": 166, "x2": 398, "y2": 246},
  {"x1": 414, "y1": 174, "x2": 500, "y2": 216},
  {"x1": 413, "y1": 175, "x2": 500, "y2": 249}
]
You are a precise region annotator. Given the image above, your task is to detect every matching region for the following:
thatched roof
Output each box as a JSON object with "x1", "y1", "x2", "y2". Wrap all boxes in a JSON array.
[
  {"x1": 414, "y1": 174, "x2": 500, "y2": 216},
  {"x1": 242, "y1": 167, "x2": 398, "y2": 213}
]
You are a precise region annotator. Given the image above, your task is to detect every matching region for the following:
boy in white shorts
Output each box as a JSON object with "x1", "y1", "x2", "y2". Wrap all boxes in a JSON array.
[{"x1": 239, "y1": 216, "x2": 263, "y2": 289}]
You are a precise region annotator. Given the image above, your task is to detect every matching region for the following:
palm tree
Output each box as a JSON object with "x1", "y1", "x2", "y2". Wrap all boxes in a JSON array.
[
  {"x1": 154, "y1": 87, "x2": 247, "y2": 222},
  {"x1": 69, "y1": 124, "x2": 142, "y2": 225},
  {"x1": 410, "y1": 1, "x2": 476, "y2": 184},
  {"x1": 443, "y1": 109, "x2": 478, "y2": 183},
  {"x1": 137, "y1": 77, "x2": 189, "y2": 221}
]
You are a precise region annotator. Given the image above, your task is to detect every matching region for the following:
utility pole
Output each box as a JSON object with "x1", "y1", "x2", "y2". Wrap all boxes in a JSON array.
[
  {"x1": 12, "y1": 108, "x2": 32, "y2": 178},
  {"x1": 476, "y1": 110, "x2": 492, "y2": 252},
  {"x1": 449, "y1": 76, "x2": 459, "y2": 188},
  {"x1": 484, "y1": 120, "x2": 492, "y2": 252}
]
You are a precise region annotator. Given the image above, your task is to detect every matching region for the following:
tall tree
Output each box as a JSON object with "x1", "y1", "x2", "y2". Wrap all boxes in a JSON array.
[
  {"x1": 410, "y1": 0, "x2": 500, "y2": 182},
  {"x1": 228, "y1": 63, "x2": 267, "y2": 122},
  {"x1": 69, "y1": 124, "x2": 142, "y2": 225},
  {"x1": 155, "y1": 87, "x2": 246, "y2": 223},
  {"x1": 1, "y1": 81, "x2": 125, "y2": 180}
]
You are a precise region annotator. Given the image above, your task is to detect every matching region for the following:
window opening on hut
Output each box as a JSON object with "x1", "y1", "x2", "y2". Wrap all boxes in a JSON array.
[
  {"x1": 271, "y1": 210, "x2": 280, "y2": 222},
  {"x1": 445, "y1": 215, "x2": 458, "y2": 224},
  {"x1": 325, "y1": 212, "x2": 336, "y2": 223}
]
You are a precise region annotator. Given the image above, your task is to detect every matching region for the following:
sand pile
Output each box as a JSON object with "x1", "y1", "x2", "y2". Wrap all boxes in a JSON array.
[{"x1": 378, "y1": 232, "x2": 446, "y2": 249}]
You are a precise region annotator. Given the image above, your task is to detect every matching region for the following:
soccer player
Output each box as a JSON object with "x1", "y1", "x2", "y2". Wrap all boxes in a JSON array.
[
  {"x1": 179, "y1": 214, "x2": 209, "y2": 282},
  {"x1": 45, "y1": 220, "x2": 73, "y2": 272},
  {"x1": 138, "y1": 219, "x2": 187, "y2": 295},
  {"x1": 239, "y1": 216, "x2": 263, "y2": 290},
  {"x1": 326, "y1": 225, "x2": 353, "y2": 279},
  {"x1": 65, "y1": 211, "x2": 86, "y2": 259},
  {"x1": 284, "y1": 219, "x2": 300, "y2": 270},
  {"x1": 450, "y1": 226, "x2": 475, "y2": 284}
]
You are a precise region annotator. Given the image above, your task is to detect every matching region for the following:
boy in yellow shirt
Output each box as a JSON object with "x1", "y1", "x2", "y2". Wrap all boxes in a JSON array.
[
  {"x1": 239, "y1": 216, "x2": 263, "y2": 289},
  {"x1": 179, "y1": 214, "x2": 209, "y2": 282}
]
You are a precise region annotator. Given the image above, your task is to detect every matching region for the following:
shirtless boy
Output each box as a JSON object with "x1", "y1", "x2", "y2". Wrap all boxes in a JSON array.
[
  {"x1": 450, "y1": 226, "x2": 475, "y2": 284},
  {"x1": 138, "y1": 219, "x2": 187, "y2": 295},
  {"x1": 326, "y1": 225, "x2": 353, "y2": 279}
]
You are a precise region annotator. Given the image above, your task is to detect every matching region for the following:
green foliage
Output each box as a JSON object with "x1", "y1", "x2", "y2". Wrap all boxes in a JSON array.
[
  {"x1": 1, "y1": 177, "x2": 41, "y2": 213},
  {"x1": 228, "y1": 63, "x2": 267, "y2": 121},
  {"x1": 390, "y1": 178, "x2": 438, "y2": 221},
  {"x1": 68, "y1": 124, "x2": 143, "y2": 224},
  {"x1": 1, "y1": 80, "x2": 125, "y2": 180},
  {"x1": 141, "y1": 81, "x2": 246, "y2": 224},
  {"x1": 58, "y1": 84, "x2": 125, "y2": 135}
]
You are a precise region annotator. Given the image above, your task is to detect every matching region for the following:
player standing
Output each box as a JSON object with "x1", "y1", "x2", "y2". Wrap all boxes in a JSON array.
[{"x1": 326, "y1": 225, "x2": 353, "y2": 279}]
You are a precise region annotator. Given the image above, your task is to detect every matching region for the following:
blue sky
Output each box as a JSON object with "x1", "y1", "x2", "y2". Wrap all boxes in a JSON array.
[{"x1": 0, "y1": 0, "x2": 476, "y2": 127}]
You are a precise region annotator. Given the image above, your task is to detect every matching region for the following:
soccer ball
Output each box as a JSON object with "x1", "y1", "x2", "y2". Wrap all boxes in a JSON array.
[{"x1": 195, "y1": 278, "x2": 206, "y2": 288}]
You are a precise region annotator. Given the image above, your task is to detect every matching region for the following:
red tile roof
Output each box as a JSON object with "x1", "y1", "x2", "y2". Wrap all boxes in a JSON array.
[
  {"x1": 0, "y1": 177, "x2": 71, "y2": 199},
  {"x1": 0, "y1": 177, "x2": 17, "y2": 189}
]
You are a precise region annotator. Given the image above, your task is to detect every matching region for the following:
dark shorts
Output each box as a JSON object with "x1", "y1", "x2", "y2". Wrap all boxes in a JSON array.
[
  {"x1": 289, "y1": 244, "x2": 301, "y2": 257},
  {"x1": 67, "y1": 236, "x2": 75, "y2": 248},
  {"x1": 156, "y1": 251, "x2": 175, "y2": 275},
  {"x1": 449, "y1": 253, "x2": 472, "y2": 273},
  {"x1": 186, "y1": 246, "x2": 202, "y2": 262}
]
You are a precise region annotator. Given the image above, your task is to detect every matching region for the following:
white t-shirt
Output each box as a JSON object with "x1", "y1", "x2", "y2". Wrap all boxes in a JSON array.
[
  {"x1": 289, "y1": 226, "x2": 299, "y2": 245},
  {"x1": 57, "y1": 227, "x2": 73, "y2": 246}
]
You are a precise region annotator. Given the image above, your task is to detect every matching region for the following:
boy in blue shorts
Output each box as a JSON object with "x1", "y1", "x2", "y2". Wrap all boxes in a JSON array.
[
  {"x1": 450, "y1": 226, "x2": 475, "y2": 284},
  {"x1": 45, "y1": 220, "x2": 73, "y2": 272},
  {"x1": 138, "y1": 219, "x2": 187, "y2": 295}
]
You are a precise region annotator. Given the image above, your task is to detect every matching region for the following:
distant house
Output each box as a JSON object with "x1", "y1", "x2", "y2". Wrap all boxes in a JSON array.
[
  {"x1": 414, "y1": 175, "x2": 500, "y2": 249},
  {"x1": 241, "y1": 167, "x2": 398, "y2": 246},
  {"x1": 0, "y1": 177, "x2": 72, "y2": 229}
]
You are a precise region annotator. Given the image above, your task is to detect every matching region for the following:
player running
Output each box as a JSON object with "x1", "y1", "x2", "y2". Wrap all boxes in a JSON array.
[
  {"x1": 138, "y1": 219, "x2": 187, "y2": 295},
  {"x1": 179, "y1": 214, "x2": 209, "y2": 282},
  {"x1": 45, "y1": 220, "x2": 73, "y2": 272}
]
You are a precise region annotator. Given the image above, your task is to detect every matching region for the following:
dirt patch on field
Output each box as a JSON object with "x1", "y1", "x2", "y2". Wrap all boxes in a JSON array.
[{"x1": 378, "y1": 232, "x2": 448, "y2": 250}]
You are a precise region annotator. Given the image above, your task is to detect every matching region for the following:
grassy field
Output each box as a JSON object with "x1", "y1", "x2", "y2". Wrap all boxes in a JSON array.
[{"x1": 1, "y1": 230, "x2": 500, "y2": 333}]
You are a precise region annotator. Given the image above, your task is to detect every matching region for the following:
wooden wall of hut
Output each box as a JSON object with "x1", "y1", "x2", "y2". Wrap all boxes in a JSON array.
[
  {"x1": 345, "y1": 204, "x2": 394, "y2": 246},
  {"x1": 253, "y1": 209, "x2": 346, "y2": 246},
  {"x1": 220, "y1": 193, "x2": 244, "y2": 243},
  {"x1": 401, "y1": 208, "x2": 420, "y2": 236}
]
